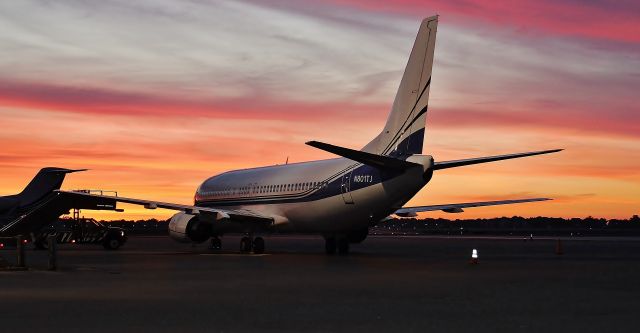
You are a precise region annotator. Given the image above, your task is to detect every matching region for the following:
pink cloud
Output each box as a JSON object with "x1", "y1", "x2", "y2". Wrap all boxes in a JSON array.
[
  {"x1": 0, "y1": 79, "x2": 386, "y2": 122},
  {"x1": 327, "y1": 0, "x2": 640, "y2": 44},
  {"x1": 2, "y1": 78, "x2": 638, "y2": 140}
]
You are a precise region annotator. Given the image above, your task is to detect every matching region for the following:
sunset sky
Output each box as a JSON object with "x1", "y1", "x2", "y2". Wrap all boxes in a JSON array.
[{"x1": 0, "y1": 0, "x2": 638, "y2": 220}]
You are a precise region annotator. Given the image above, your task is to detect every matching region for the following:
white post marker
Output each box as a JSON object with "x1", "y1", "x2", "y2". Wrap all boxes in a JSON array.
[{"x1": 470, "y1": 249, "x2": 479, "y2": 265}]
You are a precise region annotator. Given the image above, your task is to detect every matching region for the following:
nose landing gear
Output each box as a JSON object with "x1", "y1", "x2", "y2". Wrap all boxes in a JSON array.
[{"x1": 209, "y1": 236, "x2": 222, "y2": 250}]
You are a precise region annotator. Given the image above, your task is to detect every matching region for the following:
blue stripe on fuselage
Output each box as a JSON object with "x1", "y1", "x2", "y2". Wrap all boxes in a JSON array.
[{"x1": 195, "y1": 164, "x2": 402, "y2": 207}]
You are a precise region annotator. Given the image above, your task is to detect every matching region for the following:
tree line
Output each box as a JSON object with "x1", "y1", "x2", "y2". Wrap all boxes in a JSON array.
[{"x1": 372, "y1": 215, "x2": 640, "y2": 236}]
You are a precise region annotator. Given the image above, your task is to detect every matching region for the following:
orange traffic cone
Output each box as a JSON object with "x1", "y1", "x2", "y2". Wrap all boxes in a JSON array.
[
  {"x1": 469, "y1": 249, "x2": 479, "y2": 264},
  {"x1": 555, "y1": 239, "x2": 563, "y2": 255}
]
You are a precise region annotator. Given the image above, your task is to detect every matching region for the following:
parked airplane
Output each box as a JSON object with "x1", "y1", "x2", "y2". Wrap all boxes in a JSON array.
[
  {"x1": 0, "y1": 168, "x2": 120, "y2": 238},
  {"x1": 56, "y1": 16, "x2": 561, "y2": 254}
]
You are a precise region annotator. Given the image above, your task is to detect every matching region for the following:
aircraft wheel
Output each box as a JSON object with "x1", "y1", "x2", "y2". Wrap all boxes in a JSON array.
[
  {"x1": 324, "y1": 237, "x2": 337, "y2": 255},
  {"x1": 209, "y1": 237, "x2": 222, "y2": 250},
  {"x1": 240, "y1": 236, "x2": 252, "y2": 253},
  {"x1": 103, "y1": 237, "x2": 122, "y2": 250},
  {"x1": 253, "y1": 237, "x2": 265, "y2": 254},
  {"x1": 337, "y1": 237, "x2": 350, "y2": 255}
]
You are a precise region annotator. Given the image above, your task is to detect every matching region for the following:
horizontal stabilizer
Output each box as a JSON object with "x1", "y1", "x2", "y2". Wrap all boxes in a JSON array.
[
  {"x1": 395, "y1": 198, "x2": 551, "y2": 215},
  {"x1": 44, "y1": 168, "x2": 88, "y2": 174},
  {"x1": 306, "y1": 141, "x2": 420, "y2": 170},
  {"x1": 434, "y1": 149, "x2": 562, "y2": 170}
]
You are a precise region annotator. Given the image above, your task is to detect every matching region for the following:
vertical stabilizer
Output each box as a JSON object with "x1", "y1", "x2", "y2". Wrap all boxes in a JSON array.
[
  {"x1": 17, "y1": 167, "x2": 86, "y2": 207},
  {"x1": 362, "y1": 16, "x2": 438, "y2": 157}
]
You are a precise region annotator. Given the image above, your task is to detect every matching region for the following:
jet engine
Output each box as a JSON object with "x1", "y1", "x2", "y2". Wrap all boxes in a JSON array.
[{"x1": 168, "y1": 212, "x2": 211, "y2": 243}]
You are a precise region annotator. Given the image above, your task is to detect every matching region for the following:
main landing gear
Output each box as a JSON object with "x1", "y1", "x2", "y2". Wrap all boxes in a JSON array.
[
  {"x1": 324, "y1": 236, "x2": 349, "y2": 255},
  {"x1": 240, "y1": 235, "x2": 265, "y2": 254},
  {"x1": 207, "y1": 235, "x2": 266, "y2": 254}
]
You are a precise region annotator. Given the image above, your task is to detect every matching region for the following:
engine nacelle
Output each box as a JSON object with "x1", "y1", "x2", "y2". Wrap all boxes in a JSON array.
[{"x1": 168, "y1": 212, "x2": 211, "y2": 243}]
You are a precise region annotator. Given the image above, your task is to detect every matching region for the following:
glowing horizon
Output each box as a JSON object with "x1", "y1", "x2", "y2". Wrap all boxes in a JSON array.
[{"x1": 1, "y1": 0, "x2": 638, "y2": 220}]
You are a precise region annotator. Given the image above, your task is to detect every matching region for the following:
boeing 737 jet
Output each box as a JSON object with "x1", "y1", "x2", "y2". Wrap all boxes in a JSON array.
[{"x1": 52, "y1": 16, "x2": 560, "y2": 254}]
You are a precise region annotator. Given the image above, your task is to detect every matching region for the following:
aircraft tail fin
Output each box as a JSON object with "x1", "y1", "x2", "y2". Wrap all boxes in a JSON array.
[
  {"x1": 362, "y1": 16, "x2": 438, "y2": 158},
  {"x1": 17, "y1": 167, "x2": 86, "y2": 207}
]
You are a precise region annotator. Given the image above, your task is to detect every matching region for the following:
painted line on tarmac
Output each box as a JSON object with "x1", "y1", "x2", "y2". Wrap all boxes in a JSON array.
[{"x1": 199, "y1": 253, "x2": 271, "y2": 257}]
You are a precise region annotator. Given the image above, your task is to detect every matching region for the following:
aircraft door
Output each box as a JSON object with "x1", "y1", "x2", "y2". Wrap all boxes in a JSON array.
[{"x1": 340, "y1": 171, "x2": 354, "y2": 204}]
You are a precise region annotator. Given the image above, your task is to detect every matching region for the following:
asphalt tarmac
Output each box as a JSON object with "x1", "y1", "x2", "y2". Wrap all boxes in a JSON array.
[{"x1": 2, "y1": 235, "x2": 640, "y2": 332}]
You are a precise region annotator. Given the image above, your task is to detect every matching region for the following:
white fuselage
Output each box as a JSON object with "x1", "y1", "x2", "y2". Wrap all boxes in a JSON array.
[{"x1": 194, "y1": 155, "x2": 434, "y2": 233}]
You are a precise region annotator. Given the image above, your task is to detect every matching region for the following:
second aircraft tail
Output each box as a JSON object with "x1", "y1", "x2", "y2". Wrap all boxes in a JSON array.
[{"x1": 17, "y1": 167, "x2": 86, "y2": 207}]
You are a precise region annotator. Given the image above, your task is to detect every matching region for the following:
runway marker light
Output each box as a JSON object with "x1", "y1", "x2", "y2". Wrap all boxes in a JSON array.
[{"x1": 470, "y1": 249, "x2": 479, "y2": 265}]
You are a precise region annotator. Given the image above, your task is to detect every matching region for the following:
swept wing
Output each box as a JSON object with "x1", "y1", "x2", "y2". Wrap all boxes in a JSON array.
[
  {"x1": 395, "y1": 198, "x2": 551, "y2": 215},
  {"x1": 55, "y1": 190, "x2": 274, "y2": 225}
]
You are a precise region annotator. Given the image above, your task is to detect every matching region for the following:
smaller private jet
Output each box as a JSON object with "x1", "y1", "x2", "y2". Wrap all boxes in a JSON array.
[{"x1": 0, "y1": 168, "x2": 120, "y2": 243}]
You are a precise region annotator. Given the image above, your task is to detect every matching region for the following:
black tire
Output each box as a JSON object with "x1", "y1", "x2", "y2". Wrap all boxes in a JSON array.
[
  {"x1": 253, "y1": 237, "x2": 265, "y2": 254},
  {"x1": 337, "y1": 237, "x2": 350, "y2": 255},
  {"x1": 240, "y1": 237, "x2": 252, "y2": 253},
  {"x1": 103, "y1": 237, "x2": 122, "y2": 250},
  {"x1": 325, "y1": 237, "x2": 337, "y2": 255}
]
